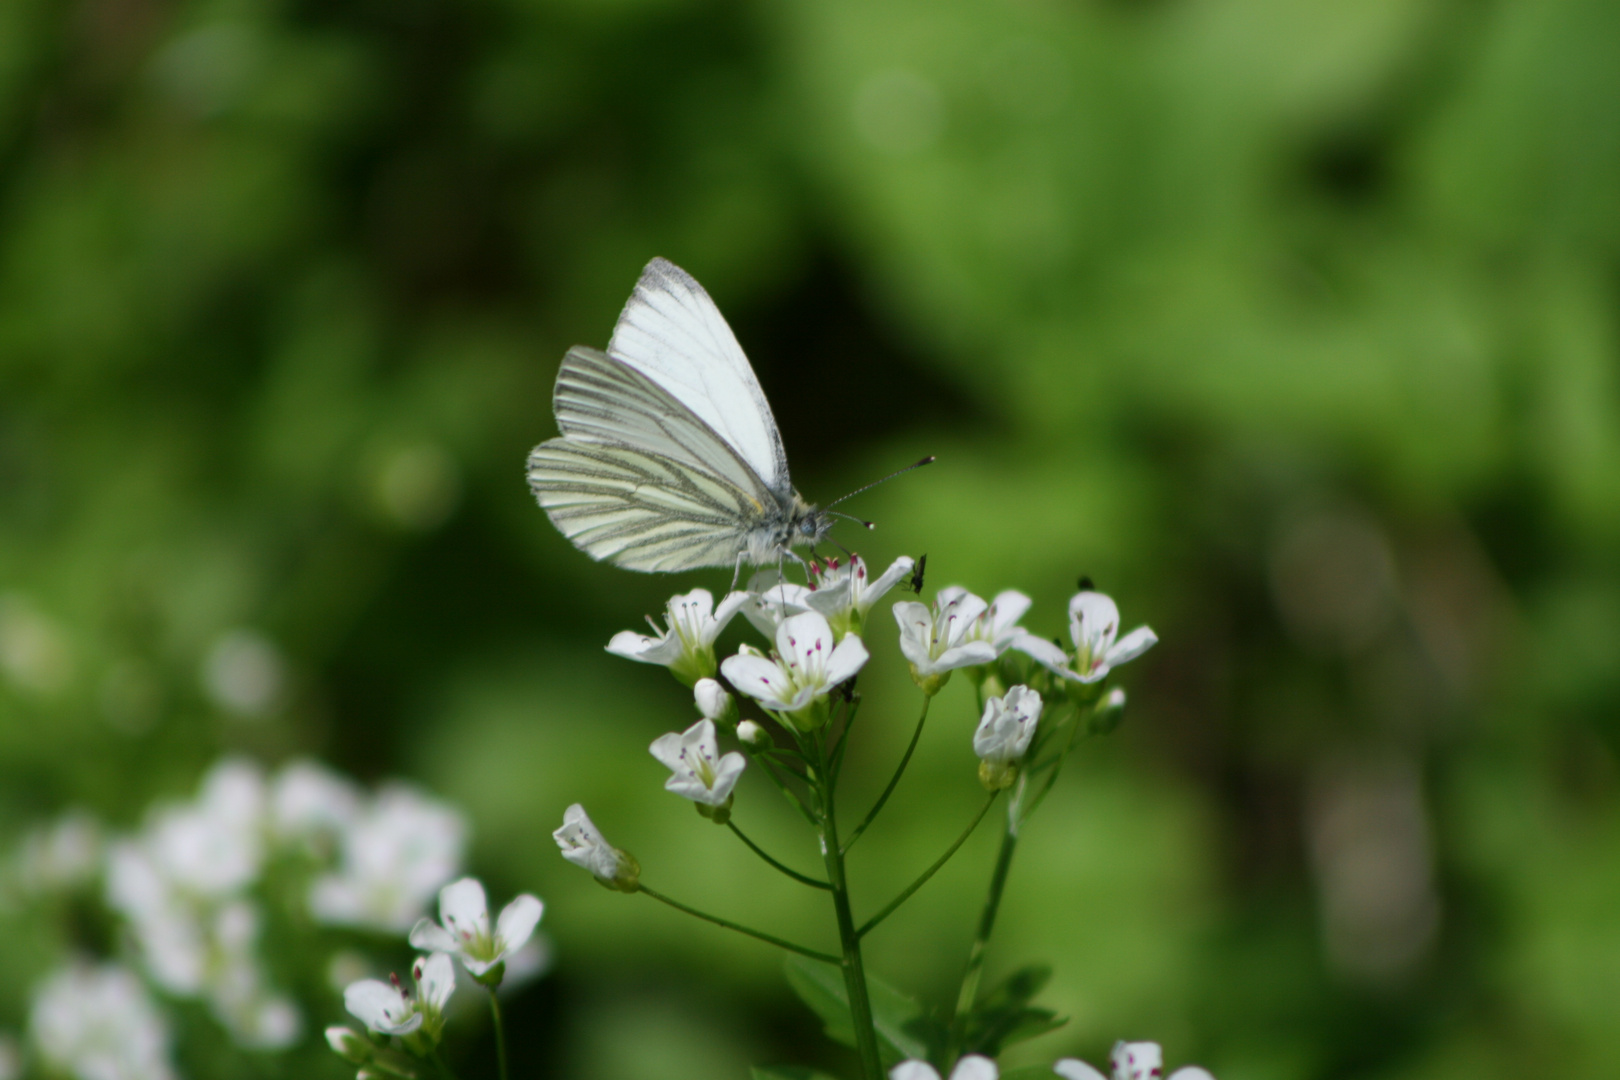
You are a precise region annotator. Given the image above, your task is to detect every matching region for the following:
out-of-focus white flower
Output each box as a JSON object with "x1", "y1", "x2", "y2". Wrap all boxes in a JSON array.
[
  {"x1": 606, "y1": 589, "x2": 749, "y2": 686},
  {"x1": 973, "y1": 685, "x2": 1042, "y2": 790},
  {"x1": 890, "y1": 1055, "x2": 997, "y2": 1080},
  {"x1": 693, "y1": 678, "x2": 737, "y2": 726},
  {"x1": 410, "y1": 877, "x2": 544, "y2": 981},
  {"x1": 16, "y1": 810, "x2": 103, "y2": 893},
  {"x1": 1018, "y1": 590, "x2": 1157, "y2": 685},
  {"x1": 807, "y1": 554, "x2": 915, "y2": 636},
  {"x1": 344, "y1": 953, "x2": 455, "y2": 1039},
  {"x1": 31, "y1": 963, "x2": 176, "y2": 1080},
  {"x1": 742, "y1": 575, "x2": 815, "y2": 638},
  {"x1": 201, "y1": 628, "x2": 284, "y2": 719},
  {"x1": 270, "y1": 759, "x2": 363, "y2": 845},
  {"x1": 553, "y1": 804, "x2": 639, "y2": 892},
  {"x1": 143, "y1": 758, "x2": 267, "y2": 899},
  {"x1": 309, "y1": 783, "x2": 467, "y2": 932},
  {"x1": 203, "y1": 901, "x2": 302, "y2": 1049},
  {"x1": 893, "y1": 588, "x2": 998, "y2": 693},
  {"x1": 1054, "y1": 1040, "x2": 1216, "y2": 1080},
  {"x1": 721, "y1": 611, "x2": 868, "y2": 727},
  {"x1": 650, "y1": 719, "x2": 747, "y2": 809}
]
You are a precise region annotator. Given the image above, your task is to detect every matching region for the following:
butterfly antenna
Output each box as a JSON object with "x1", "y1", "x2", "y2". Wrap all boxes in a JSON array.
[
  {"x1": 824, "y1": 456, "x2": 936, "y2": 509},
  {"x1": 827, "y1": 510, "x2": 876, "y2": 531}
]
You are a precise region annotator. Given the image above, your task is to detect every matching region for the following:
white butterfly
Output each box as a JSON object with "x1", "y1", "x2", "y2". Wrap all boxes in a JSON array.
[{"x1": 526, "y1": 258, "x2": 834, "y2": 573}]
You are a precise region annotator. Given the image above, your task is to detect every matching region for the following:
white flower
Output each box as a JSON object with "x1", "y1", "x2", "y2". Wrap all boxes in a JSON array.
[
  {"x1": 1054, "y1": 1041, "x2": 1216, "y2": 1080},
  {"x1": 737, "y1": 719, "x2": 768, "y2": 747},
  {"x1": 409, "y1": 877, "x2": 544, "y2": 979},
  {"x1": 31, "y1": 962, "x2": 176, "y2": 1080},
  {"x1": 553, "y1": 804, "x2": 639, "y2": 892},
  {"x1": 606, "y1": 588, "x2": 749, "y2": 685},
  {"x1": 650, "y1": 719, "x2": 747, "y2": 807},
  {"x1": 269, "y1": 759, "x2": 363, "y2": 845},
  {"x1": 721, "y1": 611, "x2": 869, "y2": 724},
  {"x1": 807, "y1": 554, "x2": 915, "y2": 635},
  {"x1": 309, "y1": 783, "x2": 468, "y2": 932},
  {"x1": 141, "y1": 758, "x2": 267, "y2": 899},
  {"x1": 893, "y1": 588, "x2": 998, "y2": 692},
  {"x1": 973, "y1": 685, "x2": 1042, "y2": 790},
  {"x1": 890, "y1": 1055, "x2": 997, "y2": 1080},
  {"x1": 344, "y1": 953, "x2": 455, "y2": 1039},
  {"x1": 1018, "y1": 590, "x2": 1157, "y2": 684},
  {"x1": 742, "y1": 574, "x2": 815, "y2": 637}
]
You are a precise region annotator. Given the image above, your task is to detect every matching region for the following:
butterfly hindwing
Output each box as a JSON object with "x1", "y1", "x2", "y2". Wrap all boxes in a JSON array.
[{"x1": 525, "y1": 437, "x2": 769, "y2": 572}]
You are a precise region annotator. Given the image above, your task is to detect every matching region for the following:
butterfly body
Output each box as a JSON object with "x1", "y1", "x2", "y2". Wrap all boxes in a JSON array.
[{"x1": 527, "y1": 259, "x2": 832, "y2": 572}]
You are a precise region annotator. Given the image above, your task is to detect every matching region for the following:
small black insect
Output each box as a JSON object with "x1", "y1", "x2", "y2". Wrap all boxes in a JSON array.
[
  {"x1": 910, "y1": 553, "x2": 928, "y2": 594},
  {"x1": 1077, "y1": 575, "x2": 1095, "y2": 592}
]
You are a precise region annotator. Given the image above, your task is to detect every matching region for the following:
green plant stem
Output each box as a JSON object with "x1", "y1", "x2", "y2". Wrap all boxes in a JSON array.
[
  {"x1": 639, "y1": 884, "x2": 838, "y2": 963},
  {"x1": 728, "y1": 820, "x2": 830, "y2": 889},
  {"x1": 815, "y1": 733, "x2": 885, "y2": 1080},
  {"x1": 842, "y1": 694, "x2": 930, "y2": 854},
  {"x1": 858, "y1": 791, "x2": 997, "y2": 937},
  {"x1": 486, "y1": 988, "x2": 509, "y2": 1080},
  {"x1": 948, "y1": 819, "x2": 1020, "y2": 1060},
  {"x1": 429, "y1": 1048, "x2": 462, "y2": 1080}
]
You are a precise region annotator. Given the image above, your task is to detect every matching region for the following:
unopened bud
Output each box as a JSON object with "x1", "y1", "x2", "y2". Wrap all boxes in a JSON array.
[
  {"x1": 326, "y1": 1026, "x2": 372, "y2": 1064},
  {"x1": 1089, "y1": 687, "x2": 1127, "y2": 735},
  {"x1": 694, "y1": 679, "x2": 737, "y2": 727},
  {"x1": 736, "y1": 720, "x2": 768, "y2": 747}
]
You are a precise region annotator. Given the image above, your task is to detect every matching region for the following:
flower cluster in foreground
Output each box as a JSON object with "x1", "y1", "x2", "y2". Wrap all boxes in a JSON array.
[{"x1": 888, "y1": 1040, "x2": 1215, "y2": 1080}]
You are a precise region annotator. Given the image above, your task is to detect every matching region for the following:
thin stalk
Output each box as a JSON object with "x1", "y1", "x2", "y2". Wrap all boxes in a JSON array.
[
  {"x1": 858, "y1": 792, "x2": 997, "y2": 937},
  {"x1": 948, "y1": 821, "x2": 1020, "y2": 1060},
  {"x1": 428, "y1": 1049, "x2": 462, "y2": 1080},
  {"x1": 639, "y1": 884, "x2": 838, "y2": 963},
  {"x1": 486, "y1": 988, "x2": 509, "y2": 1080},
  {"x1": 728, "y1": 820, "x2": 830, "y2": 889},
  {"x1": 842, "y1": 694, "x2": 931, "y2": 854},
  {"x1": 815, "y1": 733, "x2": 885, "y2": 1080},
  {"x1": 754, "y1": 752, "x2": 820, "y2": 826}
]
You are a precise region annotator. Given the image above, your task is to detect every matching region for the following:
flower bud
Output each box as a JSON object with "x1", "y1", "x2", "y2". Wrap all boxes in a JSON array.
[
  {"x1": 696, "y1": 795, "x2": 734, "y2": 825},
  {"x1": 736, "y1": 720, "x2": 768, "y2": 747},
  {"x1": 326, "y1": 1026, "x2": 372, "y2": 1064},
  {"x1": 1088, "y1": 687, "x2": 1126, "y2": 735},
  {"x1": 693, "y1": 678, "x2": 737, "y2": 728}
]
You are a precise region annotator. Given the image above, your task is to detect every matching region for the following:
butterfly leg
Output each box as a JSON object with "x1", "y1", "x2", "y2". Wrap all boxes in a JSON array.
[{"x1": 730, "y1": 550, "x2": 747, "y2": 592}]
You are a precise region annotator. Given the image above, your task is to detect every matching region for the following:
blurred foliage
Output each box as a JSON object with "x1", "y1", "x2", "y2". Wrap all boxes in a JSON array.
[{"x1": 3, "y1": 0, "x2": 1620, "y2": 1077}]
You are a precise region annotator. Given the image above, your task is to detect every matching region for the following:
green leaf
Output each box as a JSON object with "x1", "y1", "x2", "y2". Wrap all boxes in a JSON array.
[
  {"x1": 782, "y1": 955, "x2": 931, "y2": 1066},
  {"x1": 751, "y1": 1067, "x2": 845, "y2": 1080},
  {"x1": 961, "y1": 965, "x2": 1067, "y2": 1057}
]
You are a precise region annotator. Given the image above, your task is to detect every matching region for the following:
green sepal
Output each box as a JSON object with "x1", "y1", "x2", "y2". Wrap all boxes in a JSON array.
[
  {"x1": 782, "y1": 956, "x2": 935, "y2": 1067},
  {"x1": 473, "y1": 960, "x2": 506, "y2": 990}
]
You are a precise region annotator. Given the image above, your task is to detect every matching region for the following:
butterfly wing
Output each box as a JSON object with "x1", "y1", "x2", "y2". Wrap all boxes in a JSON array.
[
  {"x1": 529, "y1": 346, "x2": 782, "y2": 571},
  {"x1": 606, "y1": 258, "x2": 791, "y2": 496}
]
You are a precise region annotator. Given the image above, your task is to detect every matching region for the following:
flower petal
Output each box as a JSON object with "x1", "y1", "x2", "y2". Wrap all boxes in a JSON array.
[
  {"x1": 889, "y1": 1062, "x2": 943, "y2": 1080},
  {"x1": 1105, "y1": 626, "x2": 1158, "y2": 668},
  {"x1": 862, "y1": 556, "x2": 916, "y2": 611},
  {"x1": 415, "y1": 952, "x2": 457, "y2": 1011},
  {"x1": 950, "y1": 1056, "x2": 999, "y2": 1080},
  {"x1": 408, "y1": 918, "x2": 458, "y2": 953},
  {"x1": 494, "y1": 894, "x2": 544, "y2": 954},
  {"x1": 711, "y1": 590, "x2": 751, "y2": 636},
  {"x1": 438, "y1": 877, "x2": 489, "y2": 932},
  {"x1": 1166, "y1": 1070, "x2": 1216, "y2": 1080},
  {"x1": 344, "y1": 980, "x2": 418, "y2": 1035},
  {"x1": 933, "y1": 641, "x2": 999, "y2": 672},
  {"x1": 707, "y1": 752, "x2": 747, "y2": 803},
  {"x1": 986, "y1": 590, "x2": 1032, "y2": 634},
  {"x1": 823, "y1": 634, "x2": 870, "y2": 686},
  {"x1": 1069, "y1": 591, "x2": 1121, "y2": 653},
  {"x1": 720, "y1": 653, "x2": 791, "y2": 707},
  {"x1": 649, "y1": 731, "x2": 687, "y2": 773},
  {"x1": 1051, "y1": 1060, "x2": 1107, "y2": 1080}
]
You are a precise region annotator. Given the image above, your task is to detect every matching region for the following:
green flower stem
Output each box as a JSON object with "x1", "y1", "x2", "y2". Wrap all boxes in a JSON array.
[
  {"x1": 638, "y1": 884, "x2": 839, "y2": 963},
  {"x1": 486, "y1": 987, "x2": 509, "y2": 1080},
  {"x1": 841, "y1": 694, "x2": 931, "y2": 855},
  {"x1": 728, "y1": 819, "x2": 831, "y2": 889},
  {"x1": 813, "y1": 733, "x2": 885, "y2": 1080},
  {"x1": 429, "y1": 1048, "x2": 462, "y2": 1080},
  {"x1": 857, "y1": 791, "x2": 997, "y2": 937},
  {"x1": 948, "y1": 818, "x2": 1020, "y2": 1061}
]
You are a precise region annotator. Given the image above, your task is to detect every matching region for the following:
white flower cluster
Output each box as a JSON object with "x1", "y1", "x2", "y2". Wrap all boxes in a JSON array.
[
  {"x1": 6, "y1": 755, "x2": 469, "y2": 1070},
  {"x1": 889, "y1": 1040, "x2": 1215, "y2": 1080}
]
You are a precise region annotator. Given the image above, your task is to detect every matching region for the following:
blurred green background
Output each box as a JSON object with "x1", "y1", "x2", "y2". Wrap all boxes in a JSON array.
[{"x1": 3, "y1": 0, "x2": 1619, "y2": 1076}]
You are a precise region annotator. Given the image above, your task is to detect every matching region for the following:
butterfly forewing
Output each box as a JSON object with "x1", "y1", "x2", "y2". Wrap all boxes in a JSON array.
[{"x1": 606, "y1": 258, "x2": 790, "y2": 496}]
